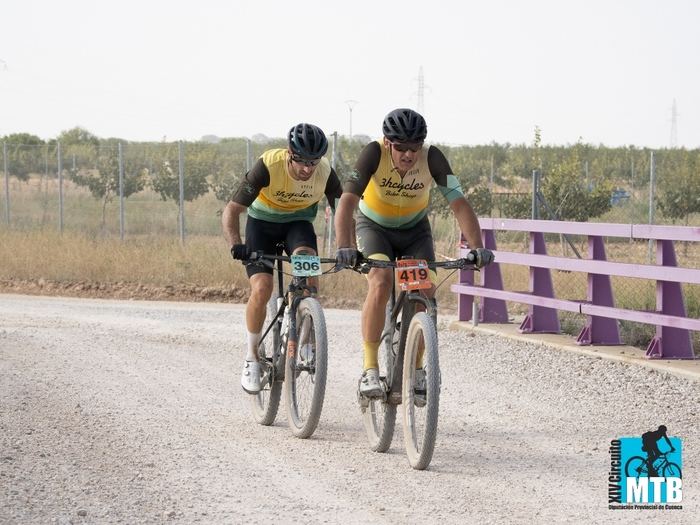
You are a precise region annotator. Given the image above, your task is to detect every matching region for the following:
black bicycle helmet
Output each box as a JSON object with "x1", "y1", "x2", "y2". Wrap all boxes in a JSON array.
[
  {"x1": 288, "y1": 123, "x2": 328, "y2": 159},
  {"x1": 382, "y1": 108, "x2": 427, "y2": 143}
]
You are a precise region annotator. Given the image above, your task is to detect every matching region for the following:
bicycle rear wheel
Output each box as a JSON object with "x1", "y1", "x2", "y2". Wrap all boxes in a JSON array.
[
  {"x1": 402, "y1": 311, "x2": 440, "y2": 470},
  {"x1": 624, "y1": 456, "x2": 647, "y2": 478},
  {"x1": 249, "y1": 296, "x2": 283, "y2": 426},
  {"x1": 362, "y1": 302, "x2": 397, "y2": 452},
  {"x1": 284, "y1": 298, "x2": 328, "y2": 438}
]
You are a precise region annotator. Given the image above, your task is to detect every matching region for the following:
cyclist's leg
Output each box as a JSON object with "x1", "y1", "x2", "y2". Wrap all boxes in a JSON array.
[
  {"x1": 242, "y1": 272, "x2": 272, "y2": 393},
  {"x1": 242, "y1": 217, "x2": 281, "y2": 385},
  {"x1": 285, "y1": 220, "x2": 319, "y2": 292},
  {"x1": 356, "y1": 215, "x2": 394, "y2": 370}
]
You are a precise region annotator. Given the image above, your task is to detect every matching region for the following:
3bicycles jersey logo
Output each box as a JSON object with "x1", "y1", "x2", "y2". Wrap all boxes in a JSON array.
[
  {"x1": 273, "y1": 189, "x2": 314, "y2": 201},
  {"x1": 378, "y1": 176, "x2": 425, "y2": 195},
  {"x1": 608, "y1": 424, "x2": 684, "y2": 510}
]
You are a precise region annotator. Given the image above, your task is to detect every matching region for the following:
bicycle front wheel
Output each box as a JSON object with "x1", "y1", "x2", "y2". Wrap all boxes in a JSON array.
[
  {"x1": 284, "y1": 298, "x2": 328, "y2": 438},
  {"x1": 250, "y1": 296, "x2": 284, "y2": 426},
  {"x1": 402, "y1": 311, "x2": 440, "y2": 470},
  {"x1": 663, "y1": 462, "x2": 682, "y2": 478}
]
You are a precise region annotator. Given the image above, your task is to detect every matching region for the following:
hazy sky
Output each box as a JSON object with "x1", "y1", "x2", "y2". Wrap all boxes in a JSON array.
[{"x1": 1, "y1": 0, "x2": 699, "y2": 147}]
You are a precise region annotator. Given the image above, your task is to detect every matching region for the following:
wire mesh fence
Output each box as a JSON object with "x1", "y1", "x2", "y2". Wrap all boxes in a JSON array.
[{"x1": 2, "y1": 139, "x2": 699, "y2": 352}]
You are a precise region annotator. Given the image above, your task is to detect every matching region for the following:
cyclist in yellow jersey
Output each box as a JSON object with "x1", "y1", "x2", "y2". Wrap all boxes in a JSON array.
[
  {"x1": 222, "y1": 123, "x2": 342, "y2": 394},
  {"x1": 334, "y1": 108, "x2": 494, "y2": 397}
]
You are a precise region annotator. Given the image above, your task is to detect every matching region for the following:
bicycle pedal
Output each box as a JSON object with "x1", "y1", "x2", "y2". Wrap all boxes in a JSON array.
[
  {"x1": 357, "y1": 389, "x2": 370, "y2": 408},
  {"x1": 388, "y1": 391, "x2": 402, "y2": 405}
]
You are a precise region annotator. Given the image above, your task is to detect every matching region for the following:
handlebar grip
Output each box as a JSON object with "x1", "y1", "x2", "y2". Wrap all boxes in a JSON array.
[{"x1": 465, "y1": 250, "x2": 478, "y2": 263}]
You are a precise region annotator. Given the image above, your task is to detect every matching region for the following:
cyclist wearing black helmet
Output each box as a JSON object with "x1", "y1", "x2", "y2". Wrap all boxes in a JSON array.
[
  {"x1": 334, "y1": 108, "x2": 493, "y2": 398},
  {"x1": 222, "y1": 123, "x2": 342, "y2": 394}
]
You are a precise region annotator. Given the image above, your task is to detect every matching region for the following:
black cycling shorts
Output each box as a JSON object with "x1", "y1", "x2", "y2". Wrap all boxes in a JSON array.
[
  {"x1": 244, "y1": 216, "x2": 318, "y2": 277},
  {"x1": 355, "y1": 212, "x2": 436, "y2": 264}
]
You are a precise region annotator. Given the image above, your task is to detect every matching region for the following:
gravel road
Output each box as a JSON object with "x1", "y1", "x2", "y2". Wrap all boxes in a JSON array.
[{"x1": 1, "y1": 294, "x2": 698, "y2": 524}]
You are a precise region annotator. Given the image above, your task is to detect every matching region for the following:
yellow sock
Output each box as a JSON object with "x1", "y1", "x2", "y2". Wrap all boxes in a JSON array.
[{"x1": 363, "y1": 341, "x2": 380, "y2": 370}]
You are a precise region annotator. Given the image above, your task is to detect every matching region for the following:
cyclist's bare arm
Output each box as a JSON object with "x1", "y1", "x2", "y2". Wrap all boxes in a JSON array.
[
  {"x1": 663, "y1": 434, "x2": 675, "y2": 451},
  {"x1": 222, "y1": 161, "x2": 269, "y2": 247},
  {"x1": 450, "y1": 197, "x2": 484, "y2": 249},
  {"x1": 222, "y1": 201, "x2": 247, "y2": 246},
  {"x1": 334, "y1": 193, "x2": 361, "y2": 248}
]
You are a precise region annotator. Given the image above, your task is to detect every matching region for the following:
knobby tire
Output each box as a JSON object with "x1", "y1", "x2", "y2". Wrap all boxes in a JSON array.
[
  {"x1": 402, "y1": 311, "x2": 440, "y2": 470},
  {"x1": 284, "y1": 297, "x2": 328, "y2": 438}
]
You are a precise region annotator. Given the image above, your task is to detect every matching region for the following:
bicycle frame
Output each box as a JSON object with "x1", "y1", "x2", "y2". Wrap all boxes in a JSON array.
[
  {"x1": 258, "y1": 250, "x2": 318, "y2": 379},
  {"x1": 354, "y1": 253, "x2": 477, "y2": 404},
  {"x1": 239, "y1": 245, "x2": 337, "y2": 436}
]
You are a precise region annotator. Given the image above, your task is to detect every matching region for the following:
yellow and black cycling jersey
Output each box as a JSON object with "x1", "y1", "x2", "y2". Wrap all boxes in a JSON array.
[
  {"x1": 343, "y1": 141, "x2": 465, "y2": 229},
  {"x1": 231, "y1": 149, "x2": 342, "y2": 223}
]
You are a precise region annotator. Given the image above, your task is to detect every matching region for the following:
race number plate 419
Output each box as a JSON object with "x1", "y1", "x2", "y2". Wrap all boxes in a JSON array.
[
  {"x1": 290, "y1": 254, "x2": 322, "y2": 277},
  {"x1": 396, "y1": 259, "x2": 431, "y2": 291}
]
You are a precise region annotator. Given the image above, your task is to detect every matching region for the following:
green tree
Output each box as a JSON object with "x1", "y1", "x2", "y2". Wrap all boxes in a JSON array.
[
  {"x1": 540, "y1": 141, "x2": 613, "y2": 222},
  {"x1": 56, "y1": 127, "x2": 100, "y2": 147},
  {"x1": 70, "y1": 148, "x2": 147, "y2": 231},
  {"x1": 466, "y1": 185, "x2": 493, "y2": 217},
  {"x1": 658, "y1": 149, "x2": 700, "y2": 225},
  {"x1": 499, "y1": 192, "x2": 531, "y2": 219},
  {"x1": 1, "y1": 133, "x2": 45, "y2": 181},
  {"x1": 149, "y1": 149, "x2": 210, "y2": 208}
]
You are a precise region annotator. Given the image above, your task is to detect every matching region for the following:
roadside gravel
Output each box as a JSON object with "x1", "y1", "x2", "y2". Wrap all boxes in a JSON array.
[{"x1": 1, "y1": 294, "x2": 698, "y2": 524}]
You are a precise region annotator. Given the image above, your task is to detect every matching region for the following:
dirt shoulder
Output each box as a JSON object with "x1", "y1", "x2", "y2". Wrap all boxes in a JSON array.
[{"x1": 0, "y1": 277, "x2": 365, "y2": 310}]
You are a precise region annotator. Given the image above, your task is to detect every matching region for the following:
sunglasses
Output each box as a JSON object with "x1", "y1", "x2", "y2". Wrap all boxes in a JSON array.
[
  {"x1": 290, "y1": 154, "x2": 321, "y2": 167},
  {"x1": 390, "y1": 142, "x2": 423, "y2": 153}
]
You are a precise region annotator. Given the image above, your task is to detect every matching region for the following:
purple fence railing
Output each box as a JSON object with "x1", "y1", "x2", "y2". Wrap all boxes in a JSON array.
[{"x1": 451, "y1": 219, "x2": 700, "y2": 360}]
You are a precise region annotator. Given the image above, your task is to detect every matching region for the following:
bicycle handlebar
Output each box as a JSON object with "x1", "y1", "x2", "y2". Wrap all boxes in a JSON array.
[
  {"x1": 239, "y1": 251, "x2": 339, "y2": 265},
  {"x1": 348, "y1": 250, "x2": 480, "y2": 274}
]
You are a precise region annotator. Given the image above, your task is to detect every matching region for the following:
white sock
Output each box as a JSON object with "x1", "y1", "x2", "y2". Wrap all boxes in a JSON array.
[{"x1": 245, "y1": 330, "x2": 261, "y2": 361}]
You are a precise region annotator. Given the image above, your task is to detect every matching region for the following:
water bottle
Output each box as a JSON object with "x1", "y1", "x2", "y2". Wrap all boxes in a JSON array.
[{"x1": 280, "y1": 305, "x2": 290, "y2": 344}]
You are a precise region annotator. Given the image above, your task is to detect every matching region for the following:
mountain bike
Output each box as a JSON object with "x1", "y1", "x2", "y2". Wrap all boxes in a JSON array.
[
  {"x1": 348, "y1": 251, "x2": 480, "y2": 470},
  {"x1": 625, "y1": 451, "x2": 682, "y2": 478},
  {"x1": 236, "y1": 245, "x2": 338, "y2": 438}
]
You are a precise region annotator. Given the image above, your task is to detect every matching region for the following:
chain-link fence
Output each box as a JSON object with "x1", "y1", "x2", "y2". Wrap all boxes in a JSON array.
[
  {"x1": 3, "y1": 140, "x2": 699, "y2": 238},
  {"x1": 2, "y1": 138, "x2": 698, "y2": 351}
]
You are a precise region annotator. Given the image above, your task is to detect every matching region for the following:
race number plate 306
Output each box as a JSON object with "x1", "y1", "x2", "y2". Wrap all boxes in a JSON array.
[
  {"x1": 396, "y1": 259, "x2": 431, "y2": 291},
  {"x1": 290, "y1": 254, "x2": 322, "y2": 277}
]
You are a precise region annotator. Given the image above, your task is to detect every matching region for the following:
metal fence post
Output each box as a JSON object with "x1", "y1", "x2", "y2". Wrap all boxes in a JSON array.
[
  {"x1": 57, "y1": 142, "x2": 64, "y2": 234},
  {"x1": 246, "y1": 138, "x2": 252, "y2": 172},
  {"x1": 178, "y1": 141, "x2": 185, "y2": 244},
  {"x1": 326, "y1": 131, "x2": 338, "y2": 257},
  {"x1": 647, "y1": 151, "x2": 655, "y2": 262},
  {"x1": 118, "y1": 142, "x2": 125, "y2": 240},
  {"x1": 3, "y1": 142, "x2": 9, "y2": 225},
  {"x1": 531, "y1": 169, "x2": 539, "y2": 220}
]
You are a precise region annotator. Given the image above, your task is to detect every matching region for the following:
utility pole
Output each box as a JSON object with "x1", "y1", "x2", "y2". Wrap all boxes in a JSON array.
[
  {"x1": 417, "y1": 66, "x2": 425, "y2": 114},
  {"x1": 345, "y1": 100, "x2": 358, "y2": 139},
  {"x1": 670, "y1": 98, "x2": 678, "y2": 148}
]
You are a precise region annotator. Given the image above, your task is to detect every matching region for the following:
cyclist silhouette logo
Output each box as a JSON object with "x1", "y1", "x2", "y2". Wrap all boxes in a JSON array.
[
  {"x1": 641, "y1": 425, "x2": 674, "y2": 477},
  {"x1": 610, "y1": 424, "x2": 684, "y2": 507}
]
